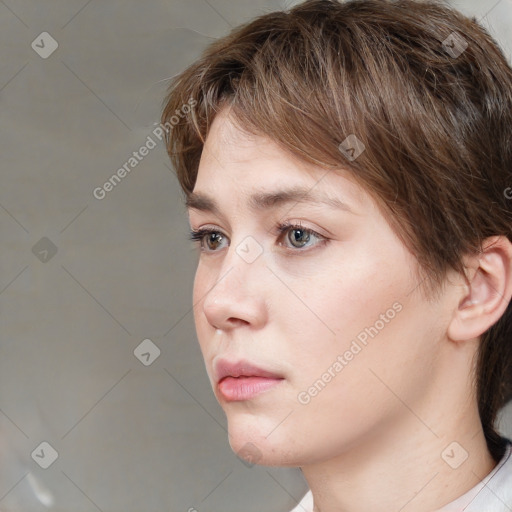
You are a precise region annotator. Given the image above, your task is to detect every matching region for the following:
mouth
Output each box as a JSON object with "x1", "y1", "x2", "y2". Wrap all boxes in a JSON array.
[{"x1": 215, "y1": 359, "x2": 285, "y2": 402}]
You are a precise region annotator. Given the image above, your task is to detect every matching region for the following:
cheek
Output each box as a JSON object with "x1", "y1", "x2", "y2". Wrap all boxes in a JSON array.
[
  {"x1": 289, "y1": 268, "x2": 439, "y2": 413},
  {"x1": 191, "y1": 266, "x2": 211, "y2": 351},
  {"x1": 281, "y1": 246, "x2": 425, "y2": 390},
  {"x1": 322, "y1": 240, "x2": 419, "y2": 339},
  {"x1": 281, "y1": 252, "x2": 408, "y2": 346}
]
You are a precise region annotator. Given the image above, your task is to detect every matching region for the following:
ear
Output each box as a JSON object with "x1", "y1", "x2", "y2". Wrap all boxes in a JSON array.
[{"x1": 447, "y1": 236, "x2": 512, "y2": 342}]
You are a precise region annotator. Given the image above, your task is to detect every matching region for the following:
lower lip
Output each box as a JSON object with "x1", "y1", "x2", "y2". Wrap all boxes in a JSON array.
[{"x1": 218, "y1": 376, "x2": 284, "y2": 401}]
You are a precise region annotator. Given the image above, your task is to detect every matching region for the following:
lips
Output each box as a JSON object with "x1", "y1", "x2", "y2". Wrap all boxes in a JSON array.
[
  {"x1": 215, "y1": 359, "x2": 283, "y2": 382},
  {"x1": 214, "y1": 359, "x2": 284, "y2": 401}
]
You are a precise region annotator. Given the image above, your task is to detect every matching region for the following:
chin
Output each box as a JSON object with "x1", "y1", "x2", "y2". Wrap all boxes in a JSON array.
[{"x1": 226, "y1": 413, "x2": 304, "y2": 467}]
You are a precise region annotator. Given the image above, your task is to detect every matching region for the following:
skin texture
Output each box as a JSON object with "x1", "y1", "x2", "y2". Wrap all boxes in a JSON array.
[{"x1": 187, "y1": 107, "x2": 512, "y2": 512}]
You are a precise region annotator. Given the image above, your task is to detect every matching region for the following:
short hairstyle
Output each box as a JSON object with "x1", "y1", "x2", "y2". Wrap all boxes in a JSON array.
[{"x1": 161, "y1": 0, "x2": 512, "y2": 461}]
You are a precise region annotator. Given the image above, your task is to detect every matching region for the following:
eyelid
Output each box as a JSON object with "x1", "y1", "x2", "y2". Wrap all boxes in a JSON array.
[
  {"x1": 274, "y1": 221, "x2": 326, "y2": 245},
  {"x1": 188, "y1": 221, "x2": 328, "y2": 254},
  {"x1": 188, "y1": 226, "x2": 228, "y2": 251}
]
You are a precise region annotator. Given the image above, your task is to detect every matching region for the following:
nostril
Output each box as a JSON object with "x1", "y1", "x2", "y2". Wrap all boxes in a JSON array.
[{"x1": 227, "y1": 318, "x2": 250, "y2": 327}]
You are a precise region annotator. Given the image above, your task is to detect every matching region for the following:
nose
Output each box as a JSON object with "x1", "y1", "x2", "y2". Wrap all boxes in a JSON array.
[{"x1": 199, "y1": 244, "x2": 268, "y2": 331}]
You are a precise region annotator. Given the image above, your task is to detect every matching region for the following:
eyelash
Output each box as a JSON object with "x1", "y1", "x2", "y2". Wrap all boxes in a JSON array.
[{"x1": 188, "y1": 221, "x2": 327, "y2": 254}]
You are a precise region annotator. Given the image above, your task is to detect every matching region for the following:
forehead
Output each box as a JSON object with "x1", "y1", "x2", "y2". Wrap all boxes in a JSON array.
[
  {"x1": 192, "y1": 108, "x2": 368, "y2": 213},
  {"x1": 199, "y1": 108, "x2": 284, "y2": 170}
]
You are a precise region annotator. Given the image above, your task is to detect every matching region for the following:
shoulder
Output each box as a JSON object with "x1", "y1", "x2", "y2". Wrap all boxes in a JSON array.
[
  {"x1": 440, "y1": 438, "x2": 512, "y2": 511},
  {"x1": 289, "y1": 490, "x2": 313, "y2": 512},
  {"x1": 477, "y1": 438, "x2": 512, "y2": 510}
]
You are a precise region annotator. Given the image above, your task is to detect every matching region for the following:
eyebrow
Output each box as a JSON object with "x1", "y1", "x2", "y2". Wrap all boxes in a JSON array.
[{"x1": 185, "y1": 186, "x2": 355, "y2": 215}]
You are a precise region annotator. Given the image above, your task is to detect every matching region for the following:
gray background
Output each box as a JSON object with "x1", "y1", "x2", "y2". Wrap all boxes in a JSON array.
[{"x1": 0, "y1": 1, "x2": 511, "y2": 511}]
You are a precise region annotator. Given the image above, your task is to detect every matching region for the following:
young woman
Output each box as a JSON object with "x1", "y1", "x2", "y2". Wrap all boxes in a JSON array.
[{"x1": 161, "y1": 1, "x2": 512, "y2": 510}]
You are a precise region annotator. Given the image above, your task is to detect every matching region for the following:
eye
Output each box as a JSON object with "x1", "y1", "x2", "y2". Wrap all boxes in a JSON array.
[
  {"x1": 276, "y1": 221, "x2": 325, "y2": 250},
  {"x1": 188, "y1": 222, "x2": 327, "y2": 253},
  {"x1": 188, "y1": 228, "x2": 227, "y2": 252}
]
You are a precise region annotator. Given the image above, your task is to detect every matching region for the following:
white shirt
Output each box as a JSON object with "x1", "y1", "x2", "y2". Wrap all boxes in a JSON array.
[{"x1": 290, "y1": 440, "x2": 512, "y2": 512}]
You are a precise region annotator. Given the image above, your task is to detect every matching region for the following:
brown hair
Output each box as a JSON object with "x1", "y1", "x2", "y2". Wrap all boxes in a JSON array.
[{"x1": 161, "y1": 0, "x2": 512, "y2": 461}]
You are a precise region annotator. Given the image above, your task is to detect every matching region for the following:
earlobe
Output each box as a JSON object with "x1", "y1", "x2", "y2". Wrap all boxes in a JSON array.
[{"x1": 447, "y1": 236, "x2": 512, "y2": 342}]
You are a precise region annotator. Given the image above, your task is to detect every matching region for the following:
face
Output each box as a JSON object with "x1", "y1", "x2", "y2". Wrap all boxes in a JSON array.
[{"x1": 187, "y1": 108, "x2": 452, "y2": 467}]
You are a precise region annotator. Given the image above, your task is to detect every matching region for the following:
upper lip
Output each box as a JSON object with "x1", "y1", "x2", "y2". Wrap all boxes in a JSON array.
[{"x1": 214, "y1": 359, "x2": 284, "y2": 383}]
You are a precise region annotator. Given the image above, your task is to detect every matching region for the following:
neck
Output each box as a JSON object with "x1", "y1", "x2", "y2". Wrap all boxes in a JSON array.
[{"x1": 301, "y1": 344, "x2": 497, "y2": 512}]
